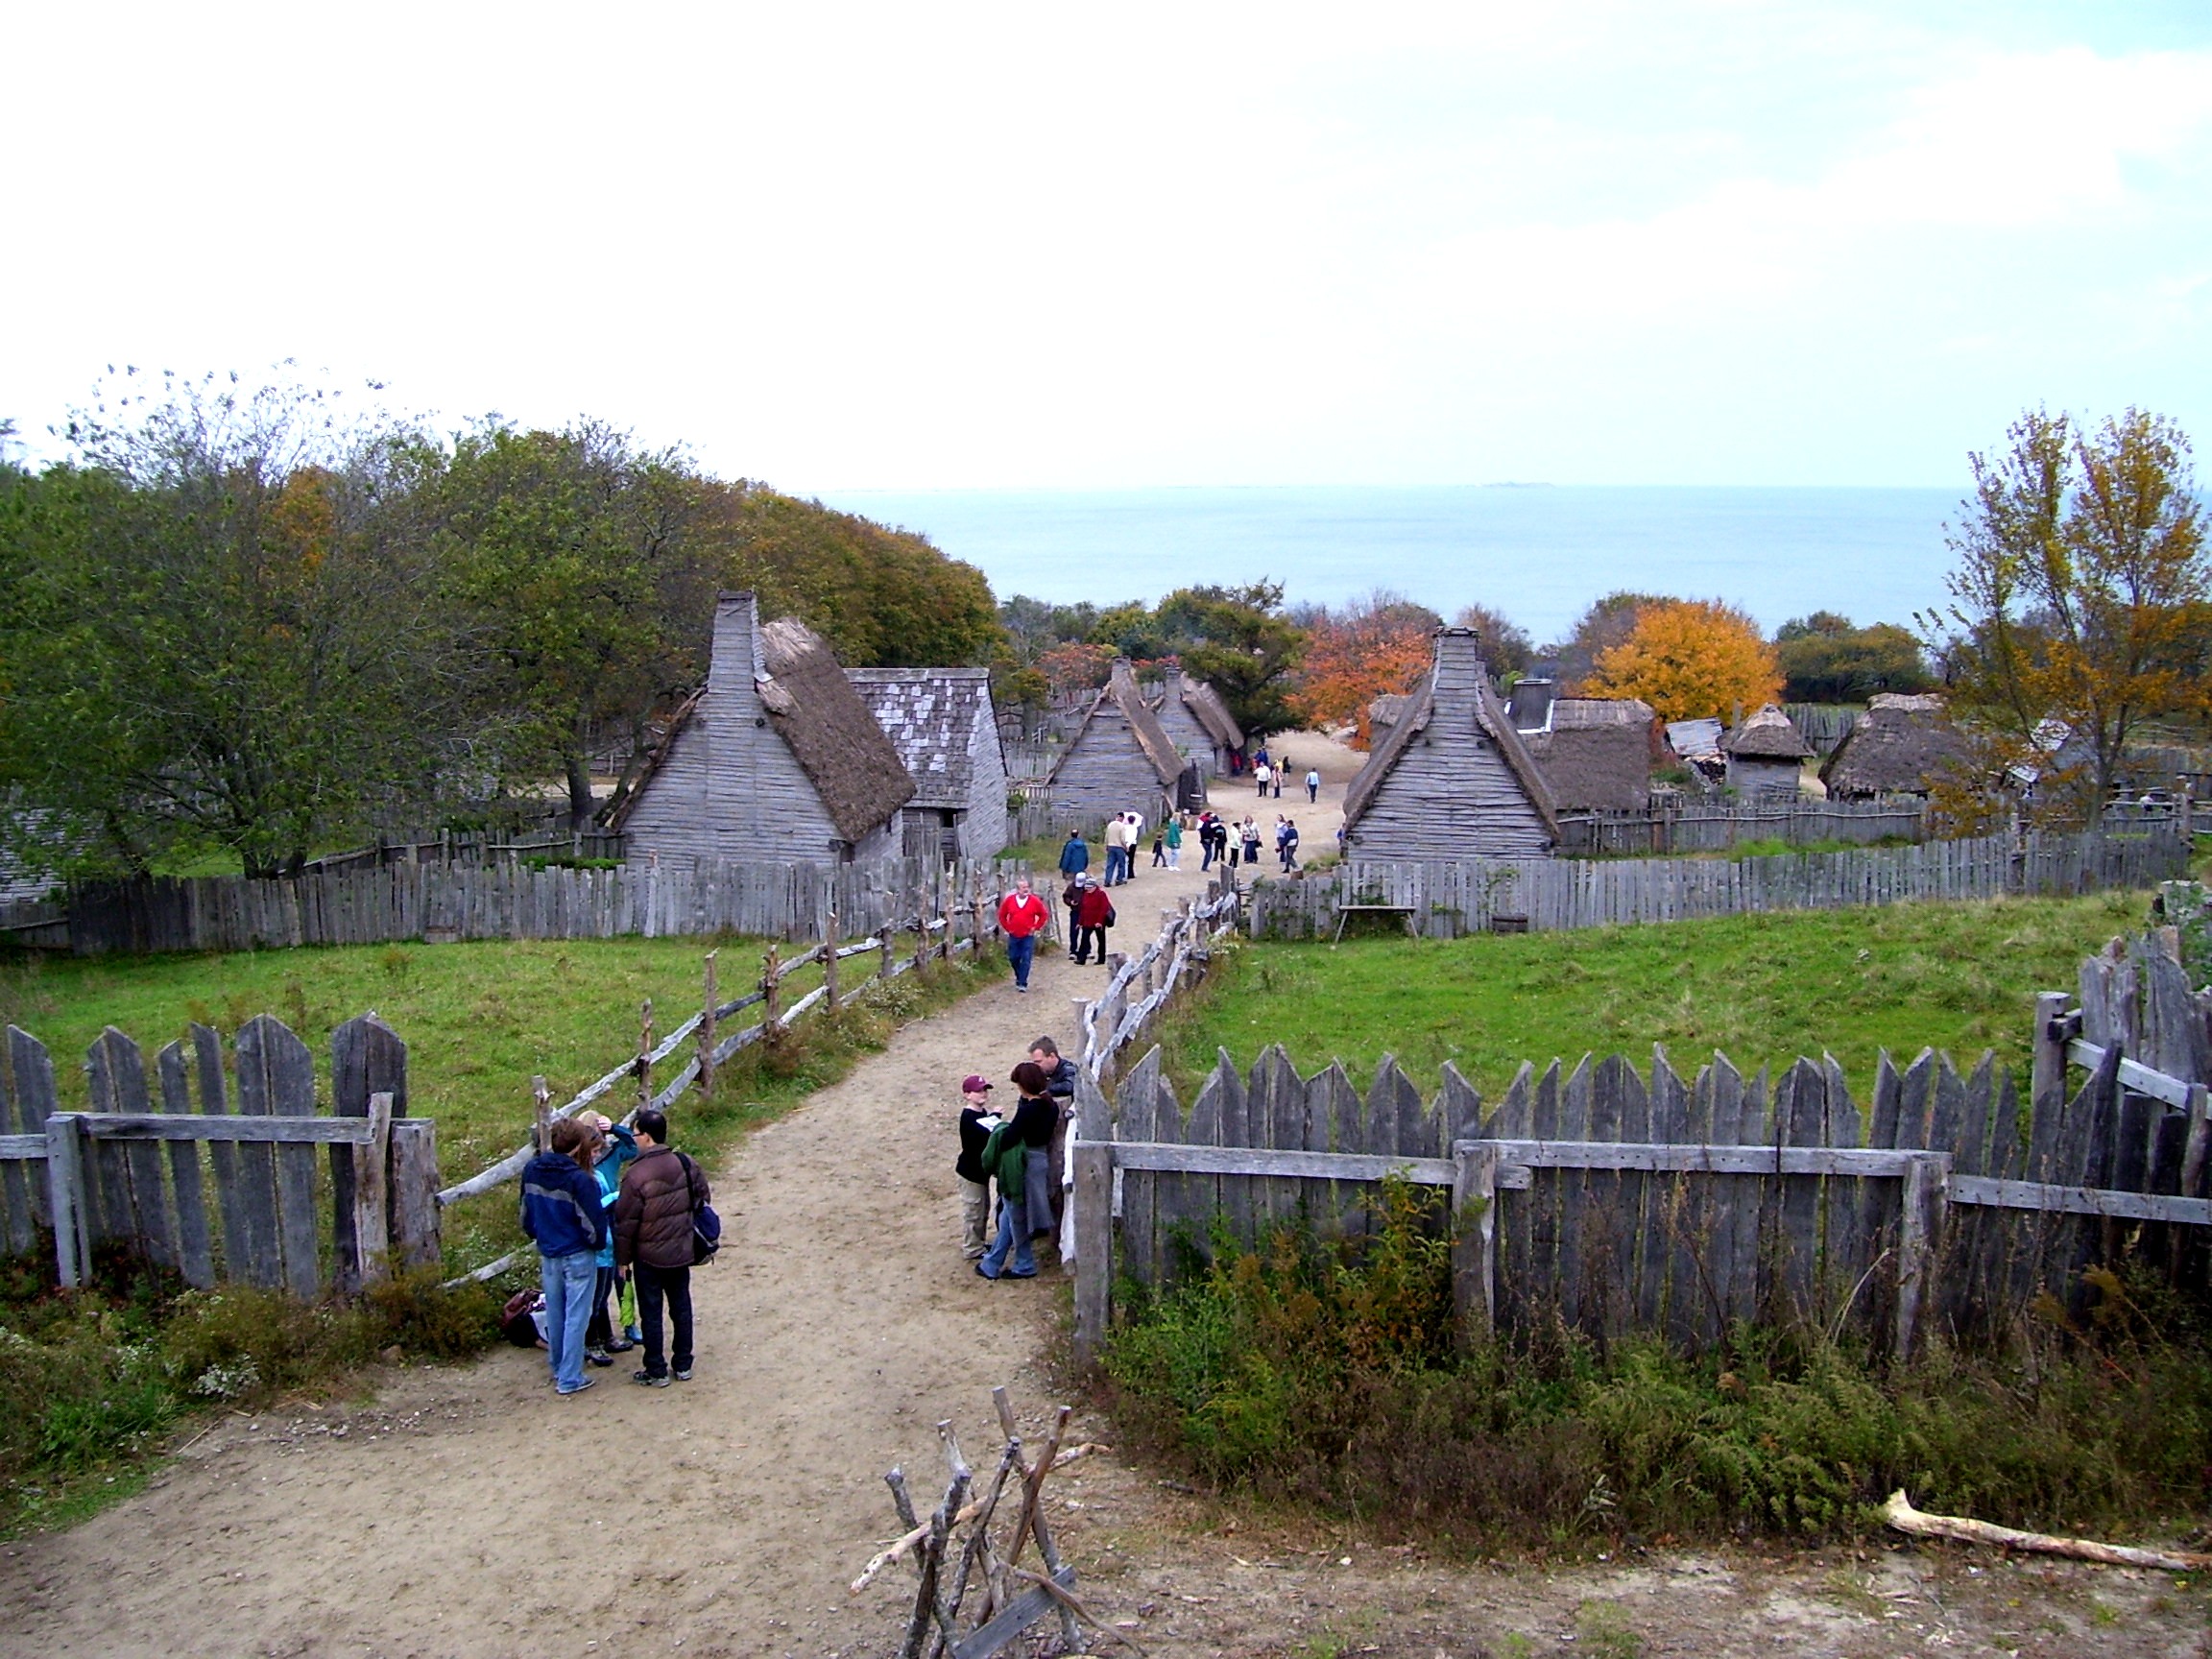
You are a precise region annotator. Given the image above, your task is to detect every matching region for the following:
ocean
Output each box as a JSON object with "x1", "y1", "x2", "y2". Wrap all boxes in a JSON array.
[{"x1": 816, "y1": 485, "x2": 1965, "y2": 643}]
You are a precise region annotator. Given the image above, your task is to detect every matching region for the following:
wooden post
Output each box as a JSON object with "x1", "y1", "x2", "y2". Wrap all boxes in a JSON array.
[
  {"x1": 912, "y1": 879, "x2": 929, "y2": 974},
  {"x1": 2032, "y1": 990, "x2": 2071, "y2": 1124},
  {"x1": 762, "y1": 943, "x2": 783, "y2": 1038},
  {"x1": 1451, "y1": 1142, "x2": 1500, "y2": 1347},
  {"x1": 350, "y1": 1091, "x2": 395, "y2": 1289},
  {"x1": 824, "y1": 911, "x2": 842, "y2": 1013},
  {"x1": 533, "y1": 1075, "x2": 553, "y2": 1154},
  {"x1": 637, "y1": 998, "x2": 654, "y2": 1111},
  {"x1": 699, "y1": 950, "x2": 719, "y2": 1103},
  {"x1": 1071, "y1": 1150, "x2": 1113, "y2": 1367},
  {"x1": 879, "y1": 922, "x2": 895, "y2": 984},
  {"x1": 388, "y1": 1118, "x2": 442, "y2": 1270},
  {"x1": 46, "y1": 1114, "x2": 88, "y2": 1289},
  {"x1": 1895, "y1": 1152, "x2": 1949, "y2": 1359}
]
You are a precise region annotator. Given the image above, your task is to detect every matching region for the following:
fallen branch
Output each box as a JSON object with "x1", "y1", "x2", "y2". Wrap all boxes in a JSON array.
[
  {"x1": 1882, "y1": 1489, "x2": 2212, "y2": 1573},
  {"x1": 849, "y1": 1443, "x2": 1111, "y2": 1593}
]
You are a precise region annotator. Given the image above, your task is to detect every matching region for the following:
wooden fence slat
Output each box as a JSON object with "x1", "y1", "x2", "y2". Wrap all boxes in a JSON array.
[
  {"x1": 1554, "y1": 1057, "x2": 1594, "y2": 1333},
  {"x1": 1116, "y1": 1047, "x2": 1160, "y2": 1288},
  {"x1": 190, "y1": 1022, "x2": 252, "y2": 1285},
  {"x1": 0, "y1": 1028, "x2": 36, "y2": 1253},
  {"x1": 237, "y1": 1015, "x2": 321, "y2": 1299},
  {"x1": 1774, "y1": 1058, "x2": 1827, "y2": 1327},
  {"x1": 156, "y1": 1041, "x2": 215, "y2": 1288},
  {"x1": 330, "y1": 1014, "x2": 408, "y2": 1295},
  {"x1": 89, "y1": 1027, "x2": 175, "y2": 1268}
]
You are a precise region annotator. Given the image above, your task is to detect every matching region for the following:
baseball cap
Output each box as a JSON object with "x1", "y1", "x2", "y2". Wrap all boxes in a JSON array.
[{"x1": 961, "y1": 1074, "x2": 994, "y2": 1094}]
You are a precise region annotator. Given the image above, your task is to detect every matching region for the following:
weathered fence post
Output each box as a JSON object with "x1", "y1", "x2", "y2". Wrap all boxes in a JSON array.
[
  {"x1": 879, "y1": 921, "x2": 895, "y2": 985},
  {"x1": 1451, "y1": 1141, "x2": 1501, "y2": 1346},
  {"x1": 824, "y1": 911, "x2": 842, "y2": 1013},
  {"x1": 2032, "y1": 990, "x2": 2071, "y2": 1123},
  {"x1": 1895, "y1": 1152, "x2": 1949, "y2": 1358},
  {"x1": 637, "y1": 999, "x2": 654, "y2": 1111},
  {"x1": 388, "y1": 1118, "x2": 442, "y2": 1270},
  {"x1": 45, "y1": 1114, "x2": 88, "y2": 1289},
  {"x1": 533, "y1": 1075, "x2": 553, "y2": 1153},
  {"x1": 1071, "y1": 1070, "x2": 1114, "y2": 1370},
  {"x1": 350, "y1": 1092, "x2": 395, "y2": 1289},
  {"x1": 699, "y1": 950, "x2": 719, "y2": 1103},
  {"x1": 762, "y1": 942, "x2": 784, "y2": 1042}
]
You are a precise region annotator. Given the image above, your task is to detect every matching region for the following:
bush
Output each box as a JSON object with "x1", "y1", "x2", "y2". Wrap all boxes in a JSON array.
[{"x1": 1104, "y1": 1191, "x2": 2212, "y2": 1548}]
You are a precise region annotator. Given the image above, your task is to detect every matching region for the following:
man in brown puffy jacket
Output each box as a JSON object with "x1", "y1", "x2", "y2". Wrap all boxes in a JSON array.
[{"x1": 613, "y1": 1107, "x2": 709, "y2": 1386}]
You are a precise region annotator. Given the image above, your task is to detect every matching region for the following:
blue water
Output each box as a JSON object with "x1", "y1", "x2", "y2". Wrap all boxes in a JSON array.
[{"x1": 818, "y1": 485, "x2": 1965, "y2": 643}]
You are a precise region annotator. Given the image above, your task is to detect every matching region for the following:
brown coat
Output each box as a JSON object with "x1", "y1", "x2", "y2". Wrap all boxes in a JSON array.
[{"x1": 614, "y1": 1144, "x2": 709, "y2": 1270}]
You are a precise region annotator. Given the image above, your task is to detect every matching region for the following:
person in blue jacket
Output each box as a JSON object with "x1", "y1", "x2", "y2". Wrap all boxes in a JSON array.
[
  {"x1": 521, "y1": 1117, "x2": 609, "y2": 1395},
  {"x1": 584, "y1": 1114, "x2": 638, "y2": 1366}
]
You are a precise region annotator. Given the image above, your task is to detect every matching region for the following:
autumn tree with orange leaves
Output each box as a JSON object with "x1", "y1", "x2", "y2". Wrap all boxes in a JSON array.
[
  {"x1": 1288, "y1": 592, "x2": 1441, "y2": 745},
  {"x1": 1584, "y1": 598, "x2": 1782, "y2": 723}
]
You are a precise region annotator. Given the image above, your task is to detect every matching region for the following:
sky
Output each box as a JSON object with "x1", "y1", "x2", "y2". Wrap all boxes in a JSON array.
[{"x1": 4, "y1": 2, "x2": 2209, "y2": 492}]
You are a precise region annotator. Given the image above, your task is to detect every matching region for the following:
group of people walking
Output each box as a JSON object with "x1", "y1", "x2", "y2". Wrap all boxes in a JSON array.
[
  {"x1": 1192, "y1": 811, "x2": 1301, "y2": 870},
  {"x1": 1249, "y1": 746, "x2": 1323, "y2": 805},
  {"x1": 955, "y1": 1038, "x2": 1078, "y2": 1280}
]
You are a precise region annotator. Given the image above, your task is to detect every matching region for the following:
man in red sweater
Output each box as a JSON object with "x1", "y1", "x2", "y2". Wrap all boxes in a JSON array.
[{"x1": 997, "y1": 876, "x2": 1051, "y2": 993}]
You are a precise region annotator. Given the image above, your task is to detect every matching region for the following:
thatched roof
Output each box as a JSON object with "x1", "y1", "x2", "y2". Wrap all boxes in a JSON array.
[
  {"x1": 1525, "y1": 698, "x2": 1656, "y2": 812},
  {"x1": 757, "y1": 617, "x2": 918, "y2": 841},
  {"x1": 1343, "y1": 631, "x2": 1561, "y2": 838},
  {"x1": 1367, "y1": 692, "x2": 1410, "y2": 745},
  {"x1": 1821, "y1": 693, "x2": 1975, "y2": 799},
  {"x1": 1054, "y1": 659, "x2": 1186, "y2": 787},
  {"x1": 1723, "y1": 704, "x2": 1813, "y2": 760},
  {"x1": 847, "y1": 668, "x2": 1000, "y2": 809},
  {"x1": 1174, "y1": 673, "x2": 1243, "y2": 750}
]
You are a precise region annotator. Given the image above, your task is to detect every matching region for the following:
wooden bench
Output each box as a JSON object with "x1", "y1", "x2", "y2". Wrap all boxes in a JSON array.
[{"x1": 1333, "y1": 902, "x2": 1419, "y2": 943}]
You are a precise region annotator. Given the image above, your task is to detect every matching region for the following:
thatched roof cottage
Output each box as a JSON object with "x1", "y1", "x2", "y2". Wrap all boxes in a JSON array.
[
  {"x1": 1821, "y1": 693, "x2": 1976, "y2": 801},
  {"x1": 1519, "y1": 695, "x2": 1662, "y2": 813},
  {"x1": 612, "y1": 592, "x2": 915, "y2": 866},
  {"x1": 847, "y1": 667, "x2": 1010, "y2": 863},
  {"x1": 1341, "y1": 629, "x2": 1559, "y2": 859},
  {"x1": 1148, "y1": 671, "x2": 1243, "y2": 776},
  {"x1": 1722, "y1": 705, "x2": 1813, "y2": 797},
  {"x1": 1047, "y1": 658, "x2": 1190, "y2": 821}
]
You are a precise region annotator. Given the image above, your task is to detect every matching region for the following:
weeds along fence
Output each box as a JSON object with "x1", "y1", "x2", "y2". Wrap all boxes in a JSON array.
[
  {"x1": 1248, "y1": 826, "x2": 2189, "y2": 941},
  {"x1": 437, "y1": 877, "x2": 1011, "y2": 1286},
  {"x1": 1, "y1": 854, "x2": 1027, "y2": 957},
  {"x1": 1008, "y1": 799, "x2": 1102, "y2": 848},
  {"x1": 1068, "y1": 933, "x2": 2212, "y2": 1366},
  {"x1": 1554, "y1": 798, "x2": 1927, "y2": 857},
  {"x1": 0, "y1": 1014, "x2": 437, "y2": 1297}
]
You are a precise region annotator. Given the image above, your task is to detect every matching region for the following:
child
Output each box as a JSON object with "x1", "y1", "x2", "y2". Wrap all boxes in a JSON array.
[{"x1": 954, "y1": 1075, "x2": 1000, "y2": 1262}]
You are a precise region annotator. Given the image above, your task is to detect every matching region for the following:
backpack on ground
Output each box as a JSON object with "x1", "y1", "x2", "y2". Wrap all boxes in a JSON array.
[{"x1": 676, "y1": 1152, "x2": 722, "y2": 1264}]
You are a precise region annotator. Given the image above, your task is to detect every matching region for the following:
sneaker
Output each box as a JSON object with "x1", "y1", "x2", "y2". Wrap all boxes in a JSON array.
[
  {"x1": 557, "y1": 1377, "x2": 597, "y2": 1396},
  {"x1": 604, "y1": 1337, "x2": 635, "y2": 1354},
  {"x1": 586, "y1": 1348, "x2": 613, "y2": 1367},
  {"x1": 1016, "y1": 983, "x2": 1028, "y2": 993},
  {"x1": 974, "y1": 1263, "x2": 998, "y2": 1281},
  {"x1": 673, "y1": 1367, "x2": 692, "y2": 1382},
  {"x1": 632, "y1": 1369, "x2": 670, "y2": 1387}
]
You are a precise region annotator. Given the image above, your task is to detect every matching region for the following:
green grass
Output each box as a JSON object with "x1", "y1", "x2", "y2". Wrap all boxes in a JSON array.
[{"x1": 1157, "y1": 889, "x2": 2153, "y2": 1102}]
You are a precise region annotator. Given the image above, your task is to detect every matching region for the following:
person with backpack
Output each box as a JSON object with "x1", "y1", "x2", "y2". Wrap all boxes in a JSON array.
[
  {"x1": 976, "y1": 1062, "x2": 1057, "y2": 1279},
  {"x1": 613, "y1": 1106, "x2": 711, "y2": 1387},
  {"x1": 520, "y1": 1116, "x2": 609, "y2": 1396}
]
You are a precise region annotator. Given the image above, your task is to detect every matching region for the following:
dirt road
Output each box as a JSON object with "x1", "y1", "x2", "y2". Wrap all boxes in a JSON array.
[{"x1": 3, "y1": 752, "x2": 2204, "y2": 1656}]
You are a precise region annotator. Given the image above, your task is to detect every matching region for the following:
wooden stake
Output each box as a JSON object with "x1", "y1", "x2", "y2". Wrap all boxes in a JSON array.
[
  {"x1": 1883, "y1": 1489, "x2": 2212, "y2": 1572},
  {"x1": 824, "y1": 910, "x2": 842, "y2": 1013},
  {"x1": 699, "y1": 950, "x2": 719, "y2": 1102},
  {"x1": 532, "y1": 1075, "x2": 552, "y2": 1154},
  {"x1": 350, "y1": 1091, "x2": 394, "y2": 1289},
  {"x1": 637, "y1": 999, "x2": 654, "y2": 1112},
  {"x1": 762, "y1": 943, "x2": 783, "y2": 1038}
]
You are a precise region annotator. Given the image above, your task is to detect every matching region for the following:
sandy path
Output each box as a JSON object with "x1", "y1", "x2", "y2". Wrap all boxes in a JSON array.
[{"x1": 0, "y1": 787, "x2": 1327, "y2": 1659}]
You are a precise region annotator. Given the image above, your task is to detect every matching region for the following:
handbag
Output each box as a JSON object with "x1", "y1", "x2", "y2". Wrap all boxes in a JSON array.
[{"x1": 677, "y1": 1152, "x2": 722, "y2": 1264}]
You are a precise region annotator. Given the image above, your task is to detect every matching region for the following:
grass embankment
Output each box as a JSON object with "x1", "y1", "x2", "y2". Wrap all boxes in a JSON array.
[
  {"x1": 1158, "y1": 889, "x2": 2151, "y2": 1102},
  {"x1": 0, "y1": 936, "x2": 1006, "y2": 1533},
  {"x1": 1108, "y1": 1185, "x2": 2212, "y2": 1551}
]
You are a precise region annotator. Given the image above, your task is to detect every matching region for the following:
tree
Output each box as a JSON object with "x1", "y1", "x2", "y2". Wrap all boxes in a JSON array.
[
  {"x1": 1929, "y1": 407, "x2": 2207, "y2": 823},
  {"x1": 1584, "y1": 598, "x2": 1782, "y2": 723},
  {"x1": 1453, "y1": 602, "x2": 1533, "y2": 679},
  {"x1": 1548, "y1": 589, "x2": 1672, "y2": 689},
  {"x1": 1774, "y1": 613, "x2": 1932, "y2": 703},
  {"x1": 0, "y1": 371, "x2": 463, "y2": 877},
  {"x1": 1162, "y1": 582, "x2": 1308, "y2": 737},
  {"x1": 1289, "y1": 590, "x2": 1440, "y2": 744}
]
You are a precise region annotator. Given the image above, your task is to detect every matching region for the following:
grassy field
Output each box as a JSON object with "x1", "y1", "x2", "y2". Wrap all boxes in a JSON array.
[{"x1": 1155, "y1": 887, "x2": 2156, "y2": 1103}]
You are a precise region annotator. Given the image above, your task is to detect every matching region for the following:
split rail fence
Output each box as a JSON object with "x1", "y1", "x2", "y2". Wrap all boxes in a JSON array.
[
  {"x1": 1250, "y1": 826, "x2": 2189, "y2": 941},
  {"x1": 0, "y1": 1013, "x2": 437, "y2": 1296},
  {"x1": 1068, "y1": 933, "x2": 2212, "y2": 1365},
  {"x1": 3, "y1": 854, "x2": 1025, "y2": 956},
  {"x1": 1074, "y1": 873, "x2": 1242, "y2": 1087}
]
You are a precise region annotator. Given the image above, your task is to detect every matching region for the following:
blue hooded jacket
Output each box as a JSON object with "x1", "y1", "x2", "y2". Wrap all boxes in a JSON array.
[
  {"x1": 593, "y1": 1123, "x2": 638, "y2": 1269},
  {"x1": 1058, "y1": 835, "x2": 1090, "y2": 877},
  {"x1": 520, "y1": 1150, "x2": 607, "y2": 1259}
]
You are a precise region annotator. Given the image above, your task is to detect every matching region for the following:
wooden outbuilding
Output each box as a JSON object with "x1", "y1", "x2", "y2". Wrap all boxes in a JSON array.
[
  {"x1": 1046, "y1": 658, "x2": 1190, "y2": 822},
  {"x1": 612, "y1": 592, "x2": 915, "y2": 866},
  {"x1": 1341, "y1": 628, "x2": 1560, "y2": 859},
  {"x1": 1822, "y1": 693, "x2": 1976, "y2": 802},
  {"x1": 1520, "y1": 696, "x2": 1662, "y2": 813},
  {"x1": 847, "y1": 667, "x2": 1011, "y2": 863},
  {"x1": 1148, "y1": 671, "x2": 1243, "y2": 776},
  {"x1": 1722, "y1": 705, "x2": 1813, "y2": 797}
]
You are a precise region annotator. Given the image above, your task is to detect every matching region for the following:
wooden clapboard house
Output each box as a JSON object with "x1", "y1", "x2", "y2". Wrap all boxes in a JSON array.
[
  {"x1": 1046, "y1": 658, "x2": 1190, "y2": 821},
  {"x1": 1341, "y1": 628, "x2": 1560, "y2": 858},
  {"x1": 846, "y1": 667, "x2": 1011, "y2": 863},
  {"x1": 612, "y1": 592, "x2": 916, "y2": 866},
  {"x1": 1148, "y1": 670, "x2": 1243, "y2": 776}
]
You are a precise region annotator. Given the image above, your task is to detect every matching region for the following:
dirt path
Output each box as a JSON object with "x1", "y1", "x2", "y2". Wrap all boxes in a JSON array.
[{"x1": 4, "y1": 758, "x2": 2204, "y2": 1656}]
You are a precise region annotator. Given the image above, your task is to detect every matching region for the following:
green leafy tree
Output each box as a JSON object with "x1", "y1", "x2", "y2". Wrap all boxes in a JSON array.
[
  {"x1": 1773, "y1": 613, "x2": 1932, "y2": 703},
  {"x1": 1166, "y1": 581, "x2": 1308, "y2": 736},
  {"x1": 1452, "y1": 600, "x2": 1534, "y2": 679}
]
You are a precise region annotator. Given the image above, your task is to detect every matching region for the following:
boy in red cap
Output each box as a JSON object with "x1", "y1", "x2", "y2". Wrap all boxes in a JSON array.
[{"x1": 953, "y1": 1074, "x2": 1000, "y2": 1261}]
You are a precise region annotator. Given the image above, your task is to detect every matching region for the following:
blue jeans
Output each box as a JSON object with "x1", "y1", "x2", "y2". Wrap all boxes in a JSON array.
[
  {"x1": 541, "y1": 1249, "x2": 597, "y2": 1391},
  {"x1": 1103, "y1": 845, "x2": 1127, "y2": 885},
  {"x1": 979, "y1": 1195, "x2": 1036, "y2": 1278},
  {"x1": 1006, "y1": 931, "x2": 1037, "y2": 988}
]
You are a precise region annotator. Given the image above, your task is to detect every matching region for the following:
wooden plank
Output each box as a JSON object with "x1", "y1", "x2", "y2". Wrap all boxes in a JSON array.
[
  {"x1": 1452, "y1": 1142, "x2": 1500, "y2": 1345},
  {"x1": 238, "y1": 1014, "x2": 324, "y2": 1299},
  {"x1": 950, "y1": 1565, "x2": 1078, "y2": 1659},
  {"x1": 389, "y1": 1118, "x2": 442, "y2": 1270},
  {"x1": 2066, "y1": 1038, "x2": 2193, "y2": 1110},
  {"x1": 350, "y1": 1093, "x2": 395, "y2": 1288},
  {"x1": 66, "y1": 1114, "x2": 378, "y2": 1143},
  {"x1": 46, "y1": 1115, "x2": 89, "y2": 1287},
  {"x1": 1645, "y1": 1048, "x2": 1694, "y2": 1343},
  {"x1": 1585, "y1": 1054, "x2": 1632, "y2": 1338},
  {"x1": 1176, "y1": 1059, "x2": 1227, "y2": 1274},
  {"x1": 1108, "y1": 1142, "x2": 1458, "y2": 1184},
  {"x1": 1952, "y1": 1176, "x2": 2212, "y2": 1225},
  {"x1": 156, "y1": 1042, "x2": 215, "y2": 1288},
  {"x1": 191, "y1": 1022, "x2": 252, "y2": 1283},
  {"x1": 1553, "y1": 1057, "x2": 1593, "y2": 1334},
  {"x1": 1247, "y1": 1046, "x2": 1298, "y2": 1240},
  {"x1": 89, "y1": 1027, "x2": 175, "y2": 1268},
  {"x1": 1114, "y1": 1053, "x2": 1161, "y2": 1289},
  {"x1": 1215, "y1": 1047, "x2": 1254, "y2": 1249},
  {"x1": 330, "y1": 1013, "x2": 408, "y2": 1295},
  {"x1": 1821, "y1": 1054, "x2": 1867, "y2": 1334},
  {"x1": 0, "y1": 1033, "x2": 35, "y2": 1254}
]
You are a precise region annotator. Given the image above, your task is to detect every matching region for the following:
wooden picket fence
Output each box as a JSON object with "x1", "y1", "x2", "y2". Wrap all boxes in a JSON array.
[
  {"x1": 1555, "y1": 798, "x2": 1926, "y2": 856},
  {"x1": 1067, "y1": 934, "x2": 2212, "y2": 1365},
  {"x1": 1249, "y1": 826, "x2": 2190, "y2": 941},
  {"x1": 4, "y1": 854, "x2": 1025, "y2": 956},
  {"x1": 0, "y1": 1014, "x2": 438, "y2": 1296}
]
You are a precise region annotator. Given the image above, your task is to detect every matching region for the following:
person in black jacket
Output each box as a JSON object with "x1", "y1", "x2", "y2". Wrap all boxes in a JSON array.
[
  {"x1": 1027, "y1": 1037, "x2": 1078, "y2": 1242},
  {"x1": 954, "y1": 1074, "x2": 999, "y2": 1262},
  {"x1": 977, "y1": 1064, "x2": 1057, "y2": 1280},
  {"x1": 614, "y1": 1107, "x2": 710, "y2": 1386}
]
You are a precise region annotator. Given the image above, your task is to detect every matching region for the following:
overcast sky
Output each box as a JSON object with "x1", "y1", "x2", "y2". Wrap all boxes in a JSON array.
[{"x1": 5, "y1": 2, "x2": 2207, "y2": 491}]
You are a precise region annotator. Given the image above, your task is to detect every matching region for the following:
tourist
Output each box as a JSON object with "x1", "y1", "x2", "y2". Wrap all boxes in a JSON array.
[
  {"x1": 1071, "y1": 875, "x2": 1114, "y2": 965},
  {"x1": 975, "y1": 1069, "x2": 1052, "y2": 1281},
  {"x1": 1254, "y1": 760, "x2": 1271, "y2": 797},
  {"x1": 1057, "y1": 830, "x2": 1089, "y2": 883},
  {"x1": 1102, "y1": 813, "x2": 1127, "y2": 886},
  {"x1": 1060, "y1": 870, "x2": 1086, "y2": 956},
  {"x1": 1241, "y1": 816, "x2": 1262, "y2": 868},
  {"x1": 1280, "y1": 817, "x2": 1301, "y2": 870},
  {"x1": 1123, "y1": 810, "x2": 1144, "y2": 880},
  {"x1": 613, "y1": 1106, "x2": 709, "y2": 1386},
  {"x1": 1164, "y1": 815, "x2": 1183, "y2": 870},
  {"x1": 953, "y1": 1074, "x2": 999, "y2": 1262},
  {"x1": 519, "y1": 1116, "x2": 608, "y2": 1396},
  {"x1": 584, "y1": 1113, "x2": 637, "y2": 1368},
  {"x1": 1028, "y1": 1036, "x2": 1079, "y2": 1242},
  {"x1": 1306, "y1": 767, "x2": 1320, "y2": 804},
  {"x1": 1197, "y1": 812, "x2": 1217, "y2": 871},
  {"x1": 1150, "y1": 823, "x2": 1166, "y2": 867},
  {"x1": 1272, "y1": 761, "x2": 1285, "y2": 799},
  {"x1": 996, "y1": 875, "x2": 1050, "y2": 994}
]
